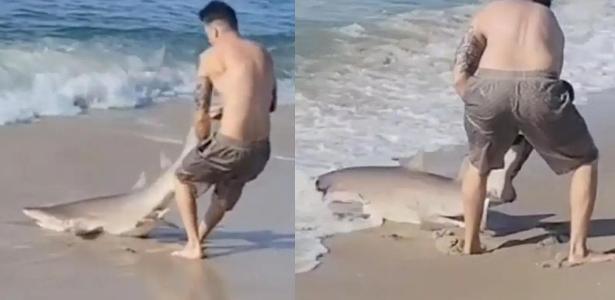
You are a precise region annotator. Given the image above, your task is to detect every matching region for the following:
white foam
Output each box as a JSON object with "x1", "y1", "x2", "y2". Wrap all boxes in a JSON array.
[
  {"x1": 338, "y1": 23, "x2": 366, "y2": 38},
  {"x1": 0, "y1": 40, "x2": 194, "y2": 124},
  {"x1": 0, "y1": 39, "x2": 295, "y2": 125},
  {"x1": 295, "y1": 169, "x2": 382, "y2": 273},
  {"x1": 295, "y1": 0, "x2": 615, "y2": 273}
]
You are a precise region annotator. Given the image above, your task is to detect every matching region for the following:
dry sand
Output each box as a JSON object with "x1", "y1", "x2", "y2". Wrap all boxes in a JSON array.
[
  {"x1": 296, "y1": 91, "x2": 615, "y2": 300},
  {"x1": 0, "y1": 102, "x2": 294, "y2": 300}
]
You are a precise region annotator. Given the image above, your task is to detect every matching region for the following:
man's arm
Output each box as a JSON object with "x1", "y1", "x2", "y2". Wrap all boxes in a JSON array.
[
  {"x1": 555, "y1": 19, "x2": 565, "y2": 77},
  {"x1": 453, "y1": 19, "x2": 486, "y2": 97},
  {"x1": 194, "y1": 75, "x2": 213, "y2": 141},
  {"x1": 193, "y1": 49, "x2": 219, "y2": 141}
]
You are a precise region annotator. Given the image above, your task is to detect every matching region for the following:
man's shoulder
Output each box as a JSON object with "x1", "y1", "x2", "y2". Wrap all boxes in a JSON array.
[
  {"x1": 199, "y1": 47, "x2": 219, "y2": 61},
  {"x1": 197, "y1": 47, "x2": 223, "y2": 76},
  {"x1": 241, "y1": 38, "x2": 269, "y2": 54}
]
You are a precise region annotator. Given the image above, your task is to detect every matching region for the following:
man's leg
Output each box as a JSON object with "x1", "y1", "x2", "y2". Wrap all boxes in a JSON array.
[
  {"x1": 197, "y1": 200, "x2": 226, "y2": 242},
  {"x1": 567, "y1": 161, "x2": 615, "y2": 266},
  {"x1": 462, "y1": 163, "x2": 489, "y2": 254},
  {"x1": 199, "y1": 181, "x2": 244, "y2": 242},
  {"x1": 172, "y1": 177, "x2": 204, "y2": 259}
]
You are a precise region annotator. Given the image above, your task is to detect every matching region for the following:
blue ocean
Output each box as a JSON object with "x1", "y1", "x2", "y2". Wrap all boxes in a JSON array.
[{"x1": 0, "y1": 0, "x2": 294, "y2": 124}]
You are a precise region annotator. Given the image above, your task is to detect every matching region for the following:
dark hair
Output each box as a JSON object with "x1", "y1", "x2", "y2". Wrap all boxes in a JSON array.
[
  {"x1": 533, "y1": 0, "x2": 552, "y2": 7},
  {"x1": 198, "y1": 1, "x2": 238, "y2": 30}
]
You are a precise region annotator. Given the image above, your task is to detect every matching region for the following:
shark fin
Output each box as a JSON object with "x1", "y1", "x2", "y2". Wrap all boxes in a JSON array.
[
  {"x1": 160, "y1": 151, "x2": 172, "y2": 169},
  {"x1": 397, "y1": 151, "x2": 426, "y2": 172},
  {"x1": 159, "y1": 218, "x2": 180, "y2": 229},
  {"x1": 132, "y1": 172, "x2": 147, "y2": 190}
]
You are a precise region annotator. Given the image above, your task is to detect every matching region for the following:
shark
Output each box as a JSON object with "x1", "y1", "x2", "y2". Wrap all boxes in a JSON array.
[
  {"x1": 315, "y1": 136, "x2": 533, "y2": 229},
  {"x1": 22, "y1": 126, "x2": 199, "y2": 238}
]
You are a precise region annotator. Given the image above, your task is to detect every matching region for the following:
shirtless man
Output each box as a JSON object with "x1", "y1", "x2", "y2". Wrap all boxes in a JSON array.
[
  {"x1": 172, "y1": 1, "x2": 276, "y2": 259},
  {"x1": 453, "y1": 0, "x2": 615, "y2": 266}
]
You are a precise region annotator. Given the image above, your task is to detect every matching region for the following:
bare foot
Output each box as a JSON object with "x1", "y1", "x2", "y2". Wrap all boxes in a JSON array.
[
  {"x1": 171, "y1": 243, "x2": 203, "y2": 260},
  {"x1": 463, "y1": 239, "x2": 485, "y2": 255},
  {"x1": 540, "y1": 251, "x2": 615, "y2": 268},
  {"x1": 565, "y1": 251, "x2": 615, "y2": 268}
]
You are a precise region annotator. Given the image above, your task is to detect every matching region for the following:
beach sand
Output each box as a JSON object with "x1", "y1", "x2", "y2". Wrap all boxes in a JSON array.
[
  {"x1": 296, "y1": 91, "x2": 615, "y2": 300},
  {"x1": 0, "y1": 101, "x2": 294, "y2": 300}
]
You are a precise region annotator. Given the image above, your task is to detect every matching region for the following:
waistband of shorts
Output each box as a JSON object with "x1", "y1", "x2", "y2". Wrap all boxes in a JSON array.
[
  {"x1": 213, "y1": 133, "x2": 269, "y2": 149},
  {"x1": 475, "y1": 68, "x2": 559, "y2": 80}
]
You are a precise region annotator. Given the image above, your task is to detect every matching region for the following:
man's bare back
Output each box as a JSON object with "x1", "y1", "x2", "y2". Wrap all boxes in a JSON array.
[
  {"x1": 453, "y1": 0, "x2": 615, "y2": 267},
  {"x1": 474, "y1": 0, "x2": 564, "y2": 74},
  {"x1": 198, "y1": 34, "x2": 275, "y2": 142}
]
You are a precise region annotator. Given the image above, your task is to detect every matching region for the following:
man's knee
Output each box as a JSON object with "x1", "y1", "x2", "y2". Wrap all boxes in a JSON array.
[
  {"x1": 575, "y1": 159, "x2": 598, "y2": 173},
  {"x1": 174, "y1": 175, "x2": 188, "y2": 188},
  {"x1": 175, "y1": 175, "x2": 200, "y2": 197}
]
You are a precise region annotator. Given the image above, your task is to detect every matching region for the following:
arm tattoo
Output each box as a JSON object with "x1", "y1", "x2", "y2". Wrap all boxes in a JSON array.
[
  {"x1": 194, "y1": 78, "x2": 213, "y2": 110},
  {"x1": 454, "y1": 26, "x2": 485, "y2": 76}
]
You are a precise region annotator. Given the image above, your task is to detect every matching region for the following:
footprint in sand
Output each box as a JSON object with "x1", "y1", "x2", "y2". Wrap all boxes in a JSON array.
[
  {"x1": 432, "y1": 229, "x2": 498, "y2": 255},
  {"x1": 434, "y1": 235, "x2": 465, "y2": 255},
  {"x1": 432, "y1": 229, "x2": 469, "y2": 255},
  {"x1": 538, "y1": 253, "x2": 568, "y2": 269},
  {"x1": 536, "y1": 233, "x2": 570, "y2": 249}
]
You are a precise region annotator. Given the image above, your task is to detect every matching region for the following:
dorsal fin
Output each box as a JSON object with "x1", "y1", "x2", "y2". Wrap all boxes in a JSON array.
[
  {"x1": 132, "y1": 172, "x2": 147, "y2": 190},
  {"x1": 396, "y1": 150, "x2": 426, "y2": 172},
  {"x1": 160, "y1": 152, "x2": 172, "y2": 169}
]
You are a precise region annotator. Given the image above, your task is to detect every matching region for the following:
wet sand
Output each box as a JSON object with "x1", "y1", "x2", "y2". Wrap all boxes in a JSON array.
[
  {"x1": 0, "y1": 101, "x2": 294, "y2": 300},
  {"x1": 297, "y1": 91, "x2": 615, "y2": 300}
]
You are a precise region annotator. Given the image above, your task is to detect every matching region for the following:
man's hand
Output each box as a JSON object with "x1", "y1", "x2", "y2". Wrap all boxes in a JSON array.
[
  {"x1": 209, "y1": 104, "x2": 223, "y2": 120},
  {"x1": 454, "y1": 78, "x2": 470, "y2": 98}
]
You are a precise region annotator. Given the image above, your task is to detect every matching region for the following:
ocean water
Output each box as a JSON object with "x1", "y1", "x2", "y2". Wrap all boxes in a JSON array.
[
  {"x1": 295, "y1": 0, "x2": 615, "y2": 273},
  {"x1": 0, "y1": 0, "x2": 294, "y2": 124}
]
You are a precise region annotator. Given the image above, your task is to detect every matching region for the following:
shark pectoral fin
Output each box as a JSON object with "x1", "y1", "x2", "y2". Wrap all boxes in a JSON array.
[
  {"x1": 427, "y1": 216, "x2": 465, "y2": 228},
  {"x1": 121, "y1": 220, "x2": 157, "y2": 237},
  {"x1": 159, "y1": 218, "x2": 180, "y2": 229},
  {"x1": 68, "y1": 219, "x2": 104, "y2": 237},
  {"x1": 132, "y1": 172, "x2": 147, "y2": 190},
  {"x1": 152, "y1": 207, "x2": 170, "y2": 219},
  {"x1": 160, "y1": 151, "x2": 172, "y2": 169}
]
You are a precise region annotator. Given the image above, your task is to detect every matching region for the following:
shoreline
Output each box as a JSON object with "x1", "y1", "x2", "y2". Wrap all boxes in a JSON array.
[
  {"x1": 297, "y1": 90, "x2": 615, "y2": 299},
  {"x1": 0, "y1": 101, "x2": 294, "y2": 300}
]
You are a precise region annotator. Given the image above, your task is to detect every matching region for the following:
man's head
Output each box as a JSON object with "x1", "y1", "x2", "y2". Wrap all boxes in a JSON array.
[
  {"x1": 198, "y1": 1, "x2": 238, "y2": 44},
  {"x1": 533, "y1": 0, "x2": 552, "y2": 8}
]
